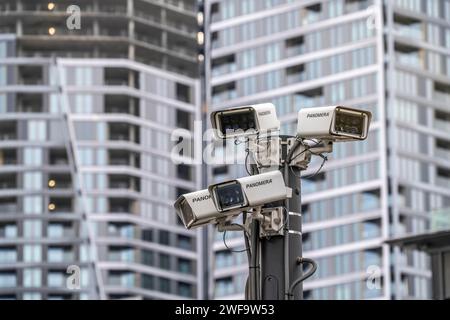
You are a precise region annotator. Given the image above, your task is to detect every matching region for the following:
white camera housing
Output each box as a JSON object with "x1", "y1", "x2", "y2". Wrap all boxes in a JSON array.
[
  {"x1": 174, "y1": 189, "x2": 238, "y2": 229},
  {"x1": 208, "y1": 171, "x2": 291, "y2": 213},
  {"x1": 297, "y1": 106, "x2": 372, "y2": 141},
  {"x1": 211, "y1": 103, "x2": 280, "y2": 139}
]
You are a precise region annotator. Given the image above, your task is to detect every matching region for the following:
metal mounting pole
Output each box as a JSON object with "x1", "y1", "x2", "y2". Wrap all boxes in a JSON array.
[{"x1": 259, "y1": 135, "x2": 303, "y2": 300}]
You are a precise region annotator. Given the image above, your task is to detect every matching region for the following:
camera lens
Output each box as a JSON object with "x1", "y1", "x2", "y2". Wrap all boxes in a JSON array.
[
  {"x1": 216, "y1": 183, "x2": 245, "y2": 210},
  {"x1": 335, "y1": 110, "x2": 364, "y2": 136},
  {"x1": 218, "y1": 109, "x2": 256, "y2": 136}
]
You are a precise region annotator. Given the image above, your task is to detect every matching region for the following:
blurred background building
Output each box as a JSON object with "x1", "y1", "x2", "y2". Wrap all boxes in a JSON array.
[
  {"x1": 0, "y1": 0, "x2": 204, "y2": 299},
  {"x1": 0, "y1": 0, "x2": 449, "y2": 300},
  {"x1": 204, "y1": 0, "x2": 450, "y2": 300}
]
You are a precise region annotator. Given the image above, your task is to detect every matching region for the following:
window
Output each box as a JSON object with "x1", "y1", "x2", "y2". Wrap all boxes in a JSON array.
[
  {"x1": 329, "y1": 0, "x2": 344, "y2": 17},
  {"x1": 0, "y1": 247, "x2": 16, "y2": 263},
  {"x1": 74, "y1": 94, "x2": 93, "y2": 114},
  {"x1": 24, "y1": 148, "x2": 43, "y2": 166},
  {"x1": 176, "y1": 110, "x2": 191, "y2": 130},
  {"x1": 304, "y1": 3, "x2": 322, "y2": 24},
  {"x1": 142, "y1": 274, "x2": 154, "y2": 290},
  {"x1": 241, "y1": 49, "x2": 256, "y2": 69},
  {"x1": 178, "y1": 282, "x2": 193, "y2": 298},
  {"x1": 176, "y1": 83, "x2": 191, "y2": 103},
  {"x1": 23, "y1": 245, "x2": 42, "y2": 263},
  {"x1": 142, "y1": 250, "x2": 154, "y2": 266},
  {"x1": 47, "y1": 272, "x2": 64, "y2": 287},
  {"x1": 266, "y1": 43, "x2": 280, "y2": 63},
  {"x1": 48, "y1": 224, "x2": 64, "y2": 238},
  {"x1": 142, "y1": 229, "x2": 153, "y2": 242},
  {"x1": 177, "y1": 235, "x2": 192, "y2": 250},
  {"x1": 49, "y1": 93, "x2": 60, "y2": 113},
  {"x1": 241, "y1": 0, "x2": 255, "y2": 15},
  {"x1": 78, "y1": 148, "x2": 94, "y2": 166},
  {"x1": 0, "y1": 223, "x2": 17, "y2": 238},
  {"x1": 445, "y1": 0, "x2": 450, "y2": 20},
  {"x1": 0, "y1": 272, "x2": 16, "y2": 288},
  {"x1": 23, "y1": 221, "x2": 42, "y2": 238},
  {"x1": 177, "y1": 164, "x2": 192, "y2": 181},
  {"x1": 426, "y1": 0, "x2": 440, "y2": 18},
  {"x1": 242, "y1": 77, "x2": 256, "y2": 96},
  {"x1": 0, "y1": 42, "x2": 6, "y2": 58},
  {"x1": 75, "y1": 67, "x2": 93, "y2": 86},
  {"x1": 215, "y1": 250, "x2": 233, "y2": 268},
  {"x1": 27, "y1": 120, "x2": 46, "y2": 141},
  {"x1": 0, "y1": 67, "x2": 6, "y2": 87},
  {"x1": 158, "y1": 230, "x2": 170, "y2": 245},
  {"x1": 159, "y1": 277, "x2": 171, "y2": 293},
  {"x1": 265, "y1": 71, "x2": 280, "y2": 90},
  {"x1": 0, "y1": 94, "x2": 6, "y2": 113},
  {"x1": 215, "y1": 277, "x2": 234, "y2": 297},
  {"x1": 48, "y1": 247, "x2": 69, "y2": 262},
  {"x1": 178, "y1": 258, "x2": 192, "y2": 274},
  {"x1": 159, "y1": 253, "x2": 171, "y2": 270},
  {"x1": 23, "y1": 293, "x2": 41, "y2": 300},
  {"x1": 24, "y1": 172, "x2": 42, "y2": 190},
  {"x1": 23, "y1": 268, "x2": 41, "y2": 287},
  {"x1": 221, "y1": 0, "x2": 235, "y2": 19},
  {"x1": 363, "y1": 220, "x2": 380, "y2": 238}
]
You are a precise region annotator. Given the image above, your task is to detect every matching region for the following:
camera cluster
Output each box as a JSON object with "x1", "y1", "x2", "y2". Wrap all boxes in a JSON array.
[{"x1": 174, "y1": 103, "x2": 372, "y2": 231}]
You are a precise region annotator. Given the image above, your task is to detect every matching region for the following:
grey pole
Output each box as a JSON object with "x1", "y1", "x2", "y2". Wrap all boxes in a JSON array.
[
  {"x1": 286, "y1": 159, "x2": 303, "y2": 300},
  {"x1": 259, "y1": 136, "x2": 303, "y2": 300}
]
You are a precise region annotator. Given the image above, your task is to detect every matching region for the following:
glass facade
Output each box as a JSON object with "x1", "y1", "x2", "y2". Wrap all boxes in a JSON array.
[
  {"x1": 0, "y1": 0, "x2": 202, "y2": 300},
  {"x1": 207, "y1": 0, "x2": 450, "y2": 300}
]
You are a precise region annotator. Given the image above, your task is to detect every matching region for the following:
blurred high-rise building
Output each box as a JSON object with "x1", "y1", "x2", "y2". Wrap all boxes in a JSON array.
[
  {"x1": 0, "y1": 0, "x2": 205, "y2": 299},
  {"x1": 205, "y1": 0, "x2": 450, "y2": 300},
  {"x1": 1, "y1": 0, "x2": 450, "y2": 301}
]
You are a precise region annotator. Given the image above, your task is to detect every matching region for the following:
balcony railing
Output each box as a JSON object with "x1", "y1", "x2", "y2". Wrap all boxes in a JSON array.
[
  {"x1": 435, "y1": 147, "x2": 450, "y2": 160},
  {"x1": 17, "y1": 76, "x2": 45, "y2": 85},
  {"x1": 98, "y1": 6, "x2": 127, "y2": 14},
  {"x1": 0, "y1": 204, "x2": 17, "y2": 213},
  {"x1": 47, "y1": 229, "x2": 76, "y2": 238},
  {"x1": 395, "y1": 52, "x2": 423, "y2": 68},
  {"x1": 108, "y1": 251, "x2": 135, "y2": 262},
  {"x1": 47, "y1": 252, "x2": 75, "y2": 263},
  {"x1": 166, "y1": 0, "x2": 196, "y2": 12},
  {"x1": 0, "y1": 182, "x2": 16, "y2": 189},
  {"x1": 394, "y1": 24, "x2": 423, "y2": 41},
  {"x1": 23, "y1": 28, "x2": 94, "y2": 36},
  {"x1": 436, "y1": 177, "x2": 450, "y2": 189},
  {"x1": 433, "y1": 91, "x2": 450, "y2": 104},
  {"x1": 0, "y1": 133, "x2": 17, "y2": 141},
  {"x1": 433, "y1": 119, "x2": 450, "y2": 133},
  {"x1": 106, "y1": 228, "x2": 137, "y2": 239}
]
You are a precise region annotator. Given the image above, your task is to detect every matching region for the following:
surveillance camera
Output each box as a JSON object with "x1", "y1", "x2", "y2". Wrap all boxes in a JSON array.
[
  {"x1": 210, "y1": 103, "x2": 280, "y2": 139},
  {"x1": 297, "y1": 106, "x2": 372, "y2": 141},
  {"x1": 208, "y1": 171, "x2": 291, "y2": 213},
  {"x1": 174, "y1": 189, "x2": 238, "y2": 229}
]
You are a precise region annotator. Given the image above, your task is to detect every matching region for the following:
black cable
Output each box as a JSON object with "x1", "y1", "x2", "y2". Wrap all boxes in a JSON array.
[
  {"x1": 303, "y1": 154, "x2": 327, "y2": 179},
  {"x1": 222, "y1": 224, "x2": 250, "y2": 253},
  {"x1": 242, "y1": 212, "x2": 252, "y2": 264},
  {"x1": 290, "y1": 150, "x2": 328, "y2": 180},
  {"x1": 234, "y1": 137, "x2": 249, "y2": 145},
  {"x1": 244, "y1": 148, "x2": 252, "y2": 176},
  {"x1": 286, "y1": 138, "x2": 301, "y2": 164},
  {"x1": 289, "y1": 165, "x2": 303, "y2": 179},
  {"x1": 288, "y1": 147, "x2": 308, "y2": 164},
  {"x1": 287, "y1": 257, "x2": 317, "y2": 300},
  {"x1": 288, "y1": 139, "x2": 322, "y2": 164}
]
